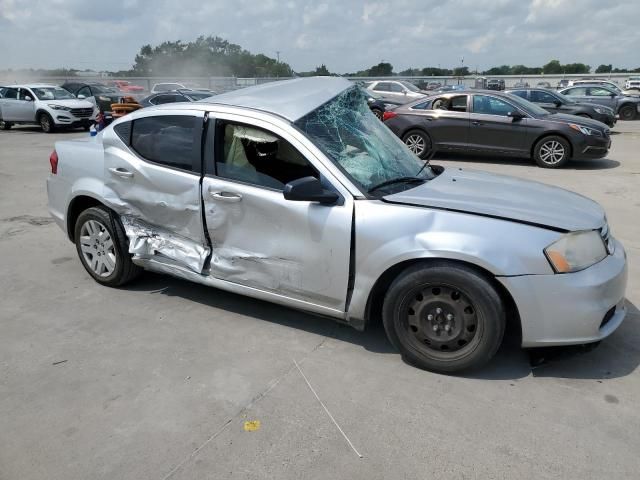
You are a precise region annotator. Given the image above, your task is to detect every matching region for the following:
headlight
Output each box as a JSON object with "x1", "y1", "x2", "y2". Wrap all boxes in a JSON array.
[
  {"x1": 568, "y1": 123, "x2": 601, "y2": 136},
  {"x1": 593, "y1": 107, "x2": 609, "y2": 114},
  {"x1": 544, "y1": 230, "x2": 607, "y2": 273},
  {"x1": 48, "y1": 104, "x2": 70, "y2": 111}
]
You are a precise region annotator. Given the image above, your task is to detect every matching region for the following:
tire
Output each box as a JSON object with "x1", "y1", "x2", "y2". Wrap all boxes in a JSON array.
[
  {"x1": 83, "y1": 125, "x2": 90, "y2": 132},
  {"x1": 618, "y1": 104, "x2": 636, "y2": 121},
  {"x1": 74, "y1": 206, "x2": 142, "y2": 287},
  {"x1": 402, "y1": 129, "x2": 432, "y2": 159},
  {"x1": 382, "y1": 262, "x2": 505, "y2": 373},
  {"x1": 533, "y1": 135, "x2": 570, "y2": 168},
  {"x1": 371, "y1": 108, "x2": 383, "y2": 120},
  {"x1": 0, "y1": 120, "x2": 12, "y2": 130},
  {"x1": 39, "y1": 112, "x2": 55, "y2": 133}
]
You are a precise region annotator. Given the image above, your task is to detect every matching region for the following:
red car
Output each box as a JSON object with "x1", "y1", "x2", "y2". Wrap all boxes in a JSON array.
[{"x1": 107, "y1": 80, "x2": 145, "y2": 93}]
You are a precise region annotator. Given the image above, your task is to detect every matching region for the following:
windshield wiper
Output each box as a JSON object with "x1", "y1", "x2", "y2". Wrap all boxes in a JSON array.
[{"x1": 368, "y1": 177, "x2": 426, "y2": 194}]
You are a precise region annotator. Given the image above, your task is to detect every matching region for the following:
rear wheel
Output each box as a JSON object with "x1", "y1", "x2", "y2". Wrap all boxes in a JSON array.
[
  {"x1": 74, "y1": 206, "x2": 142, "y2": 287},
  {"x1": 402, "y1": 129, "x2": 432, "y2": 159},
  {"x1": 382, "y1": 262, "x2": 506, "y2": 373},
  {"x1": 0, "y1": 120, "x2": 12, "y2": 130},
  {"x1": 533, "y1": 135, "x2": 570, "y2": 168},
  {"x1": 619, "y1": 104, "x2": 636, "y2": 121},
  {"x1": 39, "y1": 112, "x2": 55, "y2": 133},
  {"x1": 371, "y1": 107, "x2": 383, "y2": 120}
]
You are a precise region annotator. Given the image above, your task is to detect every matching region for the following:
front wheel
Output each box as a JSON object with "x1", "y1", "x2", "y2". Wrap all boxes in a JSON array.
[
  {"x1": 533, "y1": 135, "x2": 570, "y2": 168},
  {"x1": 371, "y1": 107, "x2": 383, "y2": 120},
  {"x1": 0, "y1": 120, "x2": 12, "y2": 130},
  {"x1": 382, "y1": 262, "x2": 506, "y2": 373},
  {"x1": 39, "y1": 112, "x2": 55, "y2": 133},
  {"x1": 74, "y1": 206, "x2": 142, "y2": 287},
  {"x1": 402, "y1": 129, "x2": 432, "y2": 159},
  {"x1": 619, "y1": 104, "x2": 636, "y2": 121}
]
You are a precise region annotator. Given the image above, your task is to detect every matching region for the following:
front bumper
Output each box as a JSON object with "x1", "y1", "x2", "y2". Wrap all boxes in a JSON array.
[
  {"x1": 592, "y1": 112, "x2": 616, "y2": 127},
  {"x1": 499, "y1": 239, "x2": 627, "y2": 347},
  {"x1": 573, "y1": 134, "x2": 611, "y2": 159},
  {"x1": 53, "y1": 114, "x2": 96, "y2": 128}
]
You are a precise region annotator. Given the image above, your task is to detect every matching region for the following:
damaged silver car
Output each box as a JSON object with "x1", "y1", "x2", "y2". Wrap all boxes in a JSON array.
[{"x1": 47, "y1": 77, "x2": 628, "y2": 373}]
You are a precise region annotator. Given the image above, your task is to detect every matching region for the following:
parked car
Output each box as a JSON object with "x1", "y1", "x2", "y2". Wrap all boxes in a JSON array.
[
  {"x1": 559, "y1": 84, "x2": 640, "y2": 120},
  {"x1": 506, "y1": 88, "x2": 617, "y2": 127},
  {"x1": 625, "y1": 77, "x2": 640, "y2": 90},
  {"x1": 107, "y1": 80, "x2": 145, "y2": 93},
  {"x1": 0, "y1": 84, "x2": 96, "y2": 132},
  {"x1": 383, "y1": 90, "x2": 611, "y2": 168},
  {"x1": 487, "y1": 79, "x2": 505, "y2": 91},
  {"x1": 557, "y1": 79, "x2": 570, "y2": 89},
  {"x1": 536, "y1": 81, "x2": 552, "y2": 88},
  {"x1": 46, "y1": 77, "x2": 627, "y2": 373},
  {"x1": 150, "y1": 82, "x2": 187, "y2": 94},
  {"x1": 139, "y1": 89, "x2": 216, "y2": 107},
  {"x1": 432, "y1": 85, "x2": 467, "y2": 93},
  {"x1": 426, "y1": 81, "x2": 442, "y2": 90},
  {"x1": 61, "y1": 82, "x2": 127, "y2": 122},
  {"x1": 364, "y1": 90, "x2": 405, "y2": 120},
  {"x1": 567, "y1": 79, "x2": 639, "y2": 97},
  {"x1": 512, "y1": 81, "x2": 529, "y2": 88},
  {"x1": 365, "y1": 80, "x2": 427, "y2": 103}
]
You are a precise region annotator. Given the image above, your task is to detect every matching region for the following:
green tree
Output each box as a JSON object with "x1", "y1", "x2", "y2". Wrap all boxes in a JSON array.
[
  {"x1": 595, "y1": 64, "x2": 612, "y2": 73},
  {"x1": 543, "y1": 60, "x2": 563, "y2": 74},
  {"x1": 368, "y1": 62, "x2": 393, "y2": 76}
]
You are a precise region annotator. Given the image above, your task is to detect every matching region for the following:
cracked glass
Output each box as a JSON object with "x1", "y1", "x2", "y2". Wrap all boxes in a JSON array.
[{"x1": 295, "y1": 86, "x2": 435, "y2": 194}]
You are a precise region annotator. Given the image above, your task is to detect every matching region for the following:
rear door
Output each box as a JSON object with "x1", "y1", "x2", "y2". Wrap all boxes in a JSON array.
[
  {"x1": 200, "y1": 113, "x2": 353, "y2": 313},
  {"x1": 468, "y1": 94, "x2": 528, "y2": 155},
  {"x1": 412, "y1": 94, "x2": 470, "y2": 150},
  {"x1": 371, "y1": 81, "x2": 393, "y2": 102},
  {"x1": 102, "y1": 110, "x2": 208, "y2": 272},
  {"x1": 14, "y1": 88, "x2": 36, "y2": 121},
  {"x1": 530, "y1": 89, "x2": 561, "y2": 113},
  {"x1": 0, "y1": 87, "x2": 20, "y2": 120}
]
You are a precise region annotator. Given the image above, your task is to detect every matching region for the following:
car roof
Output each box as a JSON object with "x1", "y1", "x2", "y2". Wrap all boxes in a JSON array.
[
  {"x1": 6, "y1": 84, "x2": 58, "y2": 88},
  {"x1": 204, "y1": 76, "x2": 353, "y2": 122}
]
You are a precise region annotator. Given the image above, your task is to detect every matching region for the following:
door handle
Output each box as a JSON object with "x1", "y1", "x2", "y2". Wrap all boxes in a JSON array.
[
  {"x1": 209, "y1": 191, "x2": 242, "y2": 203},
  {"x1": 108, "y1": 167, "x2": 134, "y2": 178},
  {"x1": 472, "y1": 121, "x2": 483, "y2": 126}
]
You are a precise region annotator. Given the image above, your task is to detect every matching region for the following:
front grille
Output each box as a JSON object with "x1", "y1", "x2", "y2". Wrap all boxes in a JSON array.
[{"x1": 70, "y1": 108, "x2": 93, "y2": 118}]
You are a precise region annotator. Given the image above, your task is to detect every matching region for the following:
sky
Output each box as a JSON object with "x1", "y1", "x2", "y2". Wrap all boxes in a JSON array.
[{"x1": 1, "y1": 0, "x2": 639, "y2": 73}]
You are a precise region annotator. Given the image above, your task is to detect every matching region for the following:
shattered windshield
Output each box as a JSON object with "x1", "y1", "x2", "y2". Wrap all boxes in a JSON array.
[{"x1": 295, "y1": 86, "x2": 435, "y2": 194}]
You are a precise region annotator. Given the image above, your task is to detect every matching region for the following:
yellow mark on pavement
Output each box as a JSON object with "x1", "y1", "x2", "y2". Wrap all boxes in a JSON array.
[{"x1": 243, "y1": 420, "x2": 261, "y2": 432}]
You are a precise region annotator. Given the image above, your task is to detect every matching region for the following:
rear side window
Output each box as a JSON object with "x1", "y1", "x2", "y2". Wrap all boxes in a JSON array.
[
  {"x1": 130, "y1": 115, "x2": 199, "y2": 172},
  {"x1": 510, "y1": 90, "x2": 528, "y2": 99},
  {"x1": 530, "y1": 90, "x2": 558, "y2": 103},
  {"x1": 373, "y1": 82, "x2": 390, "y2": 92},
  {"x1": 2, "y1": 88, "x2": 18, "y2": 99}
]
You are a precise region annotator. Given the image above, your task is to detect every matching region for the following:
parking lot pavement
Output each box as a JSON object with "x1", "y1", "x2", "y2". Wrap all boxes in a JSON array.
[{"x1": 1, "y1": 123, "x2": 639, "y2": 480}]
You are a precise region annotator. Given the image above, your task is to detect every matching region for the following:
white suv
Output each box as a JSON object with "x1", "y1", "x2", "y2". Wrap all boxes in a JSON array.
[{"x1": 0, "y1": 84, "x2": 96, "y2": 133}]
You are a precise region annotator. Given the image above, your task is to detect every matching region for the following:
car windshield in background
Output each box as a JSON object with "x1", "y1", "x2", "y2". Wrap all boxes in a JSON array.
[
  {"x1": 156, "y1": 83, "x2": 183, "y2": 91},
  {"x1": 504, "y1": 93, "x2": 550, "y2": 116},
  {"x1": 32, "y1": 87, "x2": 75, "y2": 100},
  {"x1": 295, "y1": 86, "x2": 435, "y2": 194},
  {"x1": 400, "y1": 81, "x2": 420, "y2": 92},
  {"x1": 186, "y1": 92, "x2": 213, "y2": 101}
]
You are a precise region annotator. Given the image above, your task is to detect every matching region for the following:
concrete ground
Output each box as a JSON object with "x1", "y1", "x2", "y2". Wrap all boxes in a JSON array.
[{"x1": 1, "y1": 121, "x2": 639, "y2": 480}]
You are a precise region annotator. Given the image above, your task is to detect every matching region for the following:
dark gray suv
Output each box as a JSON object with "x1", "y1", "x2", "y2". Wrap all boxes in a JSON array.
[{"x1": 559, "y1": 85, "x2": 640, "y2": 120}]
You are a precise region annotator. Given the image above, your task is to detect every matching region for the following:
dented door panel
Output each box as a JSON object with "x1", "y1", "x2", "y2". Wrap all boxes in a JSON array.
[{"x1": 101, "y1": 113, "x2": 209, "y2": 272}]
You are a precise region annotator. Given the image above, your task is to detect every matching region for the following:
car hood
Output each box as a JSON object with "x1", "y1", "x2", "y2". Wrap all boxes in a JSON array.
[
  {"x1": 384, "y1": 168, "x2": 605, "y2": 231},
  {"x1": 545, "y1": 113, "x2": 609, "y2": 129},
  {"x1": 47, "y1": 99, "x2": 95, "y2": 108}
]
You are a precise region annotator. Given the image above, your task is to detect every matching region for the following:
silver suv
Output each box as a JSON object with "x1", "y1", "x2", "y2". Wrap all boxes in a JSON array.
[
  {"x1": 0, "y1": 84, "x2": 96, "y2": 132},
  {"x1": 365, "y1": 80, "x2": 426, "y2": 104}
]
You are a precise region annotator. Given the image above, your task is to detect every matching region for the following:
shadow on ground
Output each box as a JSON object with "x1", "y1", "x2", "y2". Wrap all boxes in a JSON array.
[
  {"x1": 433, "y1": 153, "x2": 620, "y2": 170},
  {"x1": 124, "y1": 272, "x2": 640, "y2": 382}
]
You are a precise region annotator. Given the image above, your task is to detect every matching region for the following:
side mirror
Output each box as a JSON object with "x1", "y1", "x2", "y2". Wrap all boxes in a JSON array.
[
  {"x1": 77, "y1": 94, "x2": 86, "y2": 99},
  {"x1": 554, "y1": 100, "x2": 562, "y2": 107},
  {"x1": 507, "y1": 111, "x2": 525, "y2": 120},
  {"x1": 24, "y1": 96, "x2": 33, "y2": 101},
  {"x1": 283, "y1": 176, "x2": 339, "y2": 205},
  {"x1": 610, "y1": 93, "x2": 616, "y2": 98}
]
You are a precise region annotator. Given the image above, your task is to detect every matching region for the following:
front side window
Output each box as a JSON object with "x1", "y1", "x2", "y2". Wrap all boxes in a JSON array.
[
  {"x1": 77, "y1": 86, "x2": 92, "y2": 98},
  {"x1": 473, "y1": 95, "x2": 514, "y2": 116},
  {"x1": 18, "y1": 89, "x2": 34, "y2": 101},
  {"x1": 564, "y1": 87, "x2": 587, "y2": 96},
  {"x1": 589, "y1": 87, "x2": 613, "y2": 97},
  {"x1": 130, "y1": 115, "x2": 198, "y2": 171},
  {"x1": 295, "y1": 87, "x2": 435, "y2": 193},
  {"x1": 390, "y1": 83, "x2": 404, "y2": 93},
  {"x1": 215, "y1": 123, "x2": 318, "y2": 190},
  {"x1": 531, "y1": 90, "x2": 558, "y2": 103},
  {"x1": 510, "y1": 90, "x2": 528, "y2": 99}
]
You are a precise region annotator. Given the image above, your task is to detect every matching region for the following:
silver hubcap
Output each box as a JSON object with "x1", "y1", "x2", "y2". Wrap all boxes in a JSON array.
[
  {"x1": 79, "y1": 219, "x2": 116, "y2": 277},
  {"x1": 41, "y1": 116, "x2": 50, "y2": 130},
  {"x1": 539, "y1": 140, "x2": 565, "y2": 164},
  {"x1": 405, "y1": 134, "x2": 426, "y2": 156}
]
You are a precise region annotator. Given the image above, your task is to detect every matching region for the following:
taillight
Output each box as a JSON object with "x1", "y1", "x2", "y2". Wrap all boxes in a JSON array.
[
  {"x1": 382, "y1": 111, "x2": 398, "y2": 121},
  {"x1": 50, "y1": 150, "x2": 58, "y2": 174}
]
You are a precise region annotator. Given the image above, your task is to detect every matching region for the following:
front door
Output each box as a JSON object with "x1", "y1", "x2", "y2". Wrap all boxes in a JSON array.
[
  {"x1": 468, "y1": 94, "x2": 528, "y2": 155},
  {"x1": 586, "y1": 87, "x2": 617, "y2": 109},
  {"x1": 201, "y1": 115, "x2": 353, "y2": 312},
  {"x1": 530, "y1": 89, "x2": 561, "y2": 113},
  {"x1": 102, "y1": 110, "x2": 207, "y2": 272}
]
